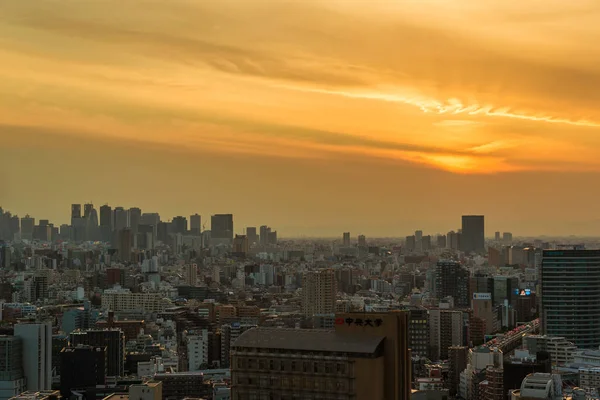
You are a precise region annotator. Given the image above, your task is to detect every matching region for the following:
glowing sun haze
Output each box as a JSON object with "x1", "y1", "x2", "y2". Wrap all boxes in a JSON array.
[{"x1": 2, "y1": 0, "x2": 600, "y2": 236}]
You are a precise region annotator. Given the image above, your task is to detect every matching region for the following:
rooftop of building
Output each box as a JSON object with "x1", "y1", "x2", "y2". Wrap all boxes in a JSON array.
[{"x1": 233, "y1": 327, "x2": 385, "y2": 354}]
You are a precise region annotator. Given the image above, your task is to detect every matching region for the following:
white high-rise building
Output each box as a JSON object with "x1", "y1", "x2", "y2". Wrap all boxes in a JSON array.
[
  {"x1": 14, "y1": 322, "x2": 52, "y2": 391},
  {"x1": 187, "y1": 330, "x2": 209, "y2": 371}
]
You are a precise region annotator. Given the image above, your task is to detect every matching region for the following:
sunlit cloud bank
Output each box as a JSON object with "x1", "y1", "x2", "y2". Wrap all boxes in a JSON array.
[{"x1": 1, "y1": 0, "x2": 600, "y2": 175}]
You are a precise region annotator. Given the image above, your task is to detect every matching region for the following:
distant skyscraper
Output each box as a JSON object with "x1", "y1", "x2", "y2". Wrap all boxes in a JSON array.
[
  {"x1": 246, "y1": 227, "x2": 258, "y2": 245},
  {"x1": 172, "y1": 216, "x2": 187, "y2": 235},
  {"x1": 117, "y1": 228, "x2": 133, "y2": 263},
  {"x1": 494, "y1": 231, "x2": 501, "y2": 241},
  {"x1": 461, "y1": 215, "x2": 485, "y2": 254},
  {"x1": 268, "y1": 231, "x2": 277, "y2": 245},
  {"x1": 71, "y1": 204, "x2": 81, "y2": 222},
  {"x1": 541, "y1": 248, "x2": 600, "y2": 348},
  {"x1": 190, "y1": 214, "x2": 201, "y2": 236},
  {"x1": 422, "y1": 235, "x2": 432, "y2": 251},
  {"x1": 113, "y1": 207, "x2": 128, "y2": 232},
  {"x1": 85, "y1": 205, "x2": 99, "y2": 241},
  {"x1": 342, "y1": 232, "x2": 350, "y2": 247},
  {"x1": 503, "y1": 232, "x2": 513, "y2": 244},
  {"x1": 436, "y1": 234, "x2": 447, "y2": 248},
  {"x1": 358, "y1": 234, "x2": 367, "y2": 247},
  {"x1": 99, "y1": 205, "x2": 112, "y2": 242},
  {"x1": 99, "y1": 205, "x2": 112, "y2": 228},
  {"x1": 447, "y1": 231, "x2": 460, "y2": 250},
  {"x1": 211, "y1": 214, "x2": 234, "y2": 241},
  {"x1": 259, "y1": 225, "x2": 271, "y2": 246},
  {"x1": 301, "y1": 269, "x2": 336, "y2": 317},
  {"x1": 83, "y1": 203, "x2": 94, "y2": 219},
  {"x1": 405, "y1": 235, "x2": 416, "y2": 253},
  {"x1": 157, "y1": 222, "x2": 170, "y2": 243},
  {"x1": 128, "y1": 207, "x2": 142, "y2": 234},
  {"x1": 14, "y1": 322, "x2": 52, "y2": 391},
  {"x1": 233, "y1": 235, "x2": 249, "y2": 255},
  {"x1": 20, "y1": 215, "x2": 34, "y2": 240}
]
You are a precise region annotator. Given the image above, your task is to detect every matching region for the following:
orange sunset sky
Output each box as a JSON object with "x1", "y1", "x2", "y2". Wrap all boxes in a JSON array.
[{"x1": 1, "y1": 0, "x2": 600, "y2": 237}]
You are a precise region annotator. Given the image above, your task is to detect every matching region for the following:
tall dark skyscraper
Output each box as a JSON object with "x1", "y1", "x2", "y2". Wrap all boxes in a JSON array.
[
  {"x1": 541, "y1": 248, "x2": 600, "y2": 348},
  {"x1": 71, "y1": 204, "x2": 81, "y2": 221},
  {"x1": 113, "y1": 207, "x2": 128, "y2": 232},
  {"x1": 211, "y1": 214, "x2": 233, "y2": 241},
  {"x1": 246, "y1": 227, "x2": 258, "y2": 245},
  {"x1": 117, "y1": 228, "x2": 133, "y2": 262},
  {"x1": 99, "y1": 205, "x2": 112, "y2": 228},
  {"x1": 83, "y1": 203, "x2": 94, "y2": 219},
  {"x1": 190, "y1": 214, "x2": 201, "y2": 235},
  {"x1": 259, "y1": 225, "x2": 271, "y2": 246},
  {"x1": 461, "y1": 215, "x2": 485, "y2": 254},
  {"x1": 343, "y1": 232, "x2": 350, "y2": 247},
  {"x1": 172, "y1": 216, "x2": 188, "y2": 234},
  {"x1": 128, "y1": 207, "x2": 142, "y2": 234}
]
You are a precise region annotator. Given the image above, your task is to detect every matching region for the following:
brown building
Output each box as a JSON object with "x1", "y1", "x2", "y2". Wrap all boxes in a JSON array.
[
  {"x1": 236, "y1": 306, "x2": 261, "y2": 320},
  {"x1": 448, "y1": 346, "x2": 468, "y2": 397},
  {"x1": 469, "y1": 316, "x2": 487, "y2": 347},
  {"x1": 216, "y1": 305, "x2": 237, "y2": 325},
  {"x1": 231, "y1": 311, "x2": 411, "y2": 400},
  {"x1": 96, "y1": 312, "x2": 144, "y2": 342},
  {"x1": 106, "y1": 268, "x2": 125, "y2": 287},
  {"x1": 301, "y1": 269, "x2": 337, "y2": 317},
  {"x1": 485, "y1": 367, "x2": 504, "y2": 400}
]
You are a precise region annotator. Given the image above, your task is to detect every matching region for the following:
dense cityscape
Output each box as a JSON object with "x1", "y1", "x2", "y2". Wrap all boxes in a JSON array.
[{"x1": 0, "y1": 204, "x2": 598, "y2": 399}]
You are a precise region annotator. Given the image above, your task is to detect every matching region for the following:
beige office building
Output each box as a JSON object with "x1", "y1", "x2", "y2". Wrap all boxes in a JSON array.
[{"x1": 231, "y1": 311, "x2": 411, "y2": 400}]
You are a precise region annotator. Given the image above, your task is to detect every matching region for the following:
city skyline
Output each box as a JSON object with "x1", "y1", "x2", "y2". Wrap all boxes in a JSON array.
[
  {"x1": 3, "y1": 1, "x2": 600, "y2": 236},
  {"x1": 0, "y1": 202, "x2": 600, "y2": 239}
]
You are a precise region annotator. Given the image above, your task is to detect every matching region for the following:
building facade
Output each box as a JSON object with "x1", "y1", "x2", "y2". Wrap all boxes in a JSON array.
[{"x1": 541, "y1": 248, "x2": 600, "y2": 348}]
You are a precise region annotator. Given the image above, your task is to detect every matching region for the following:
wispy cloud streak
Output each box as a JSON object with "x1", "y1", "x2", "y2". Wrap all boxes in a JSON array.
[{"x1": 282, "y1": 86, "x2": 600, "y2": 128}]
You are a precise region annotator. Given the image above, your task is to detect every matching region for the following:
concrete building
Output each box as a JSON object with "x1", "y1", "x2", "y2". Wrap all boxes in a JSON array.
[
  {"x1": 128, "y1": 381, "x2": 162, "y2": 400},
  {"x1": 186, "y1": 331, "x2": 209, "y2": 371},
  {"x1": 14, "y1": 323, "x2": 52, "y2": 392},
  {"x1": 301, "y1": 269, "x2": 337, "y2": 318},
  {"x1": 429, "y1": 309, "x2": 464, "y2": 360},
  {"x1": 541, "y1": 248, "x2": 600, "y2": 348},
  {"x1": 231, "y1": 311, "x2": 411, "y2": 400},
  {"x1": 101, "y1": 289, "x2": 166, "y2": 313},
  {"x1": 524, "y1": 335, "x2": 577, "y2": 367},
  {"x1": 472, "y1": 293, "x2": 498, "y2": 336},
  {"x1": 510, "y1": 373, "x2": 563, "y2": 399}
]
